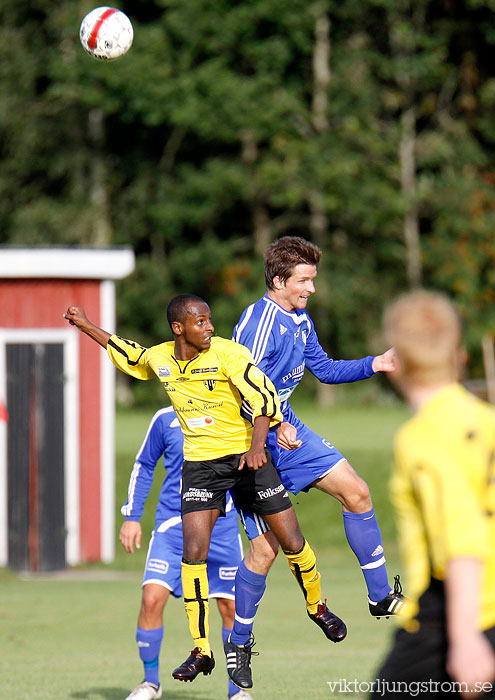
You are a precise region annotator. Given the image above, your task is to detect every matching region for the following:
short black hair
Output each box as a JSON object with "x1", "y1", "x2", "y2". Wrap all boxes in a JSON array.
[{"x1": 166, "y1": 294, "x2": 208, "y2": 331}]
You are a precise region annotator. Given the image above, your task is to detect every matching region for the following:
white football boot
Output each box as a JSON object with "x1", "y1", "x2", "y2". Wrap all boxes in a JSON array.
[
  {"x1": 124, "y1": 681, "x2": 162, "y2": 700},
  {"x1": 230, "y1": 691, "x2": 254, "y2": 700}
]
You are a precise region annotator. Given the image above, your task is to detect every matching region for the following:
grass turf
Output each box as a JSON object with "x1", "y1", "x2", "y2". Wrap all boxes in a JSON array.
[
  {"x1": 1, "y1": 551, "x2": 398, "y2": 699},
  {"x1": 2, "y1": 398, "x2": 409, "y2": 699}
]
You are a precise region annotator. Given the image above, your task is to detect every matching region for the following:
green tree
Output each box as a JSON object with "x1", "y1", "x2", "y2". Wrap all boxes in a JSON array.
[{"x1": 0, "y1": 0, "x2": 494, "y2": 383}]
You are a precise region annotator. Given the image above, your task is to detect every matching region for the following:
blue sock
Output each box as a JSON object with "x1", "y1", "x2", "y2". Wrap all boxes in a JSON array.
[
  {"x1": 222, "y1": 626, "x2": 240, "y2": 697},
  {"x1": 230, "y1": 560, "x2": 267, "y2": 646},
  {"x1": 343, "y1": 508, "x2": 390, "y2": 602},
  {"x1": 136, "y1": 626, "x2": 163, "y2": 687}
]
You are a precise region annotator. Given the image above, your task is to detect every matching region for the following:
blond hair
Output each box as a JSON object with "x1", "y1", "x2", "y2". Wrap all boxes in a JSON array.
[{"x1": 383, "y1": 290, "x2": 462, "y2": 385}]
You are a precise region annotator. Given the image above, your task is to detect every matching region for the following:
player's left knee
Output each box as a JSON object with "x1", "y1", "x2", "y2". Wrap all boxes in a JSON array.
[
  {"x1": 344, "y1": 479, "x2": 371, "y2": 512},
  {"x1": 141, "y1": 586, "x2": 167, "y2": 619}
]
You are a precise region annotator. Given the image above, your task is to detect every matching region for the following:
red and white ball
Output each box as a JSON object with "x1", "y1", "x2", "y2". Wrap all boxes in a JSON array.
[{"x1": 79, "y1": 7, "x2": 133, "y2": 60}]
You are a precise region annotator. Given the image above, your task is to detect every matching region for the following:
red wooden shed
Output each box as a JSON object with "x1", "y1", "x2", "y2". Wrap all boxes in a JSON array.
[{"x1": 0, "y1": 247, "x2": 135, "y2": 570}]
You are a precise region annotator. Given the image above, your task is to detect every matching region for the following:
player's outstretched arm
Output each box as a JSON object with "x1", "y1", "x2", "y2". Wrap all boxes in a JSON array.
[
  {"x1": 372, "y1": 347, "x2": 398, "y2": 373},
  {"x1": 64, "y1": 305, "x2": 111, "y2": 348},
  {"x1": 119, "y1": 520, "x2": 142, "y2": 554}
]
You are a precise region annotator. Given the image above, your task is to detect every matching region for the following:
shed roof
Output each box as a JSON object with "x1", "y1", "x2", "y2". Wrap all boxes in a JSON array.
[{"x1": 0, "y1": 247, "x2": 135, "y2": 280}]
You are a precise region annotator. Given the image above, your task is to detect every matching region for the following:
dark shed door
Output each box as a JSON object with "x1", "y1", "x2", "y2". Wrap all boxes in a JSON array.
[{"x1": 7, "y1": 343, "x2": 66, "y2": 571}]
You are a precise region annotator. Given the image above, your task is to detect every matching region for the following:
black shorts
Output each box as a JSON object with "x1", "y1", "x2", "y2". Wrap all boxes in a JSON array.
[
  {"x1": 371, "y1": 624, "x2": 495, "y2": 699},
  {"x1": 181, "y1": 449, "x2": 293, "y2": 518}
]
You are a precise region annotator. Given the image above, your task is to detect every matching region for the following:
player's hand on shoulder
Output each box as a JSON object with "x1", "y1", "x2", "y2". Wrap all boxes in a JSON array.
[
  {"x1": 119, "y1": 520, "x2": 142, "y2": 554},
  {"x1": 238, "y1": 447, "x2": 268, "y2": 471},
  {"x1": 372, "y1": 347, "x2": 398, "y2": 373},
  {"x1": 277, "y1": 422, "x2": 302, "y2": 450}
]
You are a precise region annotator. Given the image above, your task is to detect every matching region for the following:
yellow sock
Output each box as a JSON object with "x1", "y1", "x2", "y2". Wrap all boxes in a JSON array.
[
  {"x1": 284, "y1": 539, "x2": 322, "y2": 615},
  {"x1": 181, "y1": 560, "x2": 211, "y2": 656}
]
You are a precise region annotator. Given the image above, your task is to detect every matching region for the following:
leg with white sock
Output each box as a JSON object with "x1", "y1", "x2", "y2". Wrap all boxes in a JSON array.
[{"x1": 313, "y1": 461, "x2": 405, "y2": 616}]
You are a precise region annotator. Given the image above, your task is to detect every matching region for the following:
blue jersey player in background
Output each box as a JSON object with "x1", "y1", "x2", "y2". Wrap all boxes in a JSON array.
[
  {"x1": 231, "y1": 236, "x2": 405, "y2": 646},
  {"x1": 119, "y1": 406, "x2": 253, "y2": 700}
]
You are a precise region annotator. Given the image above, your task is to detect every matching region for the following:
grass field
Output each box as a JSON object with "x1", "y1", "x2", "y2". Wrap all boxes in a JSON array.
[{"x1": 2, "y1": 397, "x2": 410, "y2": 700}]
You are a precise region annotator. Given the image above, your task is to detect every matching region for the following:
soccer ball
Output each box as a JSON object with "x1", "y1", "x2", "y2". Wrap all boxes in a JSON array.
[{"x1": 79, "y1": 7, "x2": 133, "y2": 60}]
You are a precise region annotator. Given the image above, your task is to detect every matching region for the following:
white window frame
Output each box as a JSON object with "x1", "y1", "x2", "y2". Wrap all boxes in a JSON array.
[{"x1": 100, "y1": 280, "x2": 116, "y2": 563}]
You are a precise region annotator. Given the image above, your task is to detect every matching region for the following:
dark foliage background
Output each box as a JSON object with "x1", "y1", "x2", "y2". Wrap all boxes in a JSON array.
[{"x1": 1, "y1": 0, "x2": 494, "y2": 392}]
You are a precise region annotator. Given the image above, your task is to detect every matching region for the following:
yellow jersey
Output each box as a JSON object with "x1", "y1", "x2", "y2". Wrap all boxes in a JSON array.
[
  {"x1": 391, "y1": 383, "x2": 495, "y2": 631},
  {"x1": 107, "y1": 335, "x2": 282, "y2": 460}
]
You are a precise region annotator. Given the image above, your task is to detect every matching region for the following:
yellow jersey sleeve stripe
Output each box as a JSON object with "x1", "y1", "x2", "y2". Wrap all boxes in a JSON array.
[
  {"x1": 243, "y1": 363, "x2": 277, "y2": 418},
  {"x1": 106, "y1": 335, "x2": 155, "y2": 380},
  {"x1": 262, "y1": 372, "x2": 278, "y2": 418},
  {"x1": 108, "y1": 337, "x2": 146, "y2": 366}
]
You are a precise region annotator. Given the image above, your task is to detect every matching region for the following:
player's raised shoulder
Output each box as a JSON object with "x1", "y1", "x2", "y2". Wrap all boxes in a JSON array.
[
  {"x1": 153, "y1": 340, "x2": 175, "y2": 353},
  {"x1": 209, "y1": 337, "x2": 256, "y2": 375}
]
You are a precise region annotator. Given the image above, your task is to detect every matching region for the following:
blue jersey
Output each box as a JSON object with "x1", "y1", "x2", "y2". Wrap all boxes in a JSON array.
[
  {"x1": 121, "y1": 406, "x2": 238, "y2": 536},
  {"x1": 233, "y1": 294, "x2": 375, "y2": 420}
]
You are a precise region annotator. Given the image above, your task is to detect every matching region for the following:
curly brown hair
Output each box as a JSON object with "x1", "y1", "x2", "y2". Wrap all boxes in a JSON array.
[{"x1": 264, "y1": 237, "x2": 322, "y2": 290}]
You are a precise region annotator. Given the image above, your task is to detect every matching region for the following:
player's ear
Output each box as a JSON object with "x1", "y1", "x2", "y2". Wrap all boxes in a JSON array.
[
  {"x1": 272, "y1": 275, "x2": 284, "y2": 291},
  {"x1": 171, "y1": 320, "x2": 183, "y2": 337}
]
